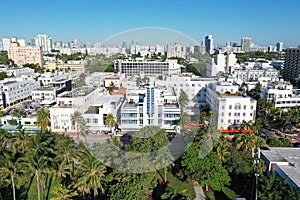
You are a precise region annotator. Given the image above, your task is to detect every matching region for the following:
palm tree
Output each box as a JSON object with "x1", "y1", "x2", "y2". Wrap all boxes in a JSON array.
[
  {"x1": 20, "y1": 153, "x2": 51, "y2": 200},
  {"x1": 12, "y1": 129, "x2": 29, "y2": 154},
  {"x1": 179, "y1": 89, "x2": 189, "y2": 110},
  {"x1": 50, "y1": 184, "x2": 78, "y2": 200},
  {"x1": 70, "y1": 111, "x2": 87, "y2": 138},
  {"x1": 36, "y1": 108, "x2": 50, "y2": 130},
  {"x1": 0, "y1": 129, "x2": 10, "y2": 153},
  {"x1": 0, "y1": 152, "x2": 21, "y2": 200},
  {"x1": 107, "y1": 81, "x2": 115, "y2": 93},
  {"x1": 0, "y1": 106, "x2": 6, "y2": 116},
  {"x1": 11, "y1": 108, "x2": 23, "y2": 118},
  {"x1": 215, "y1": 136, "x2": 232, "y2": 162},
  {"x1": 73, "y1": 152, "x2": 106, "y2": 199},
  {"x1": 54, "y1": 136, "x2": 79, "y2": 178},
  {"x1": 235, "y1": 134, "x2": 265, "y2": 152},
  {"x1": 105, "y1": 113, "x2": 116, "y2": 134}
]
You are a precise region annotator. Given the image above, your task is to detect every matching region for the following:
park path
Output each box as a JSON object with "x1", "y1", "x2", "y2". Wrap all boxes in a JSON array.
[{"x1": 193, "y1": 181, "x2": 206, "y2": 200}]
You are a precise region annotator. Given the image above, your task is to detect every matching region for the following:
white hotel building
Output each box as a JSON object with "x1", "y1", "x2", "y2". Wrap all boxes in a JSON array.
[
  {"x1": 114, "y1": 59, "x2": 181, "y2": 76},
  {"x1": 119, "y1": 86, "x2": 181, "y2": 132},
  {"x1": 206, "y1": 80, "x2": 257, "y2": 130}
]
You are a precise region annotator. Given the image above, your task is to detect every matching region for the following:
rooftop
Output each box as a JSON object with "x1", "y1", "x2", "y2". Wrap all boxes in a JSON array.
[
  {"x1": 59, "y1": 87, "x2": 95, "y2": 98},
  {"x1": 261, "y1": 147, "x2": 300, "y2": 188}
]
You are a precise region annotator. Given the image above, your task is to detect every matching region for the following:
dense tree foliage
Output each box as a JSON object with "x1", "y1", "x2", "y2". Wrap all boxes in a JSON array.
[
  {"x1": 0, "y1": 71, "x2": 9, "y2": 80},
  {"x1": 23, "y1": 63, "x2": 45, "y2": 73},
  {"x1": 0, "y1": 51, "x2": 10, "y2": 65}
]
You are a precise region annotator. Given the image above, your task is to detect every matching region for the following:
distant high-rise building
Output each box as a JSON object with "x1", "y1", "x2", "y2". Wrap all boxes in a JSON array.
[
  {"x1": 283, "y1": 48, "x2": 300, "y2": 81},
  {"x1": 205, "y1": 35, "x2": 214, "y2": 54},
  {"x1": 276, "y1": 42, "x2": 284, "y2": 52},
  {"x1": 8, "y1": 37, "x2": 43, "y2": 67},
  {"x1": 2, "y1": 38, "x2": 11, "y2": 51},
  {"x1": 241, "y1": 37, "x2": 251, "y2": 52},
  {"x1": 34, "y1": 34, "x2": 52, "y2": 53},
  {"x1": 17, "y1": 39, "x2": 26, "y2": 46},
  {"x1": 73, "y1": 39, "x2": 80, "y2": 48}
]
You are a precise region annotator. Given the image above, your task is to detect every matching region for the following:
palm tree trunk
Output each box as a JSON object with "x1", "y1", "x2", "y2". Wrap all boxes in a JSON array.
[
  {"x1": 164, "y1": 167, "x2": 167, "y2": 183},
  {"x1": 37, "y1": 175, "x2": 41, "y2": 200},
  {"x1": 11, "y1": 173, "x2": 16, "y2": 200}
]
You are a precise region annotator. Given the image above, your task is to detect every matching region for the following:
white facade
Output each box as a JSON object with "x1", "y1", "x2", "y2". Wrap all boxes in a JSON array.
[
  {"x1": 50, "y1": 87, "x2": 123, "y2": 134},
  {"x1": 114, "y1": 59, "x2": 181, "y2": 76},
  {"x1": 38, "y1": 72, "x2": 68, "y2": 86},
  {"x1": 233, "y1": 67, "x2": 279, "y2": 82},
  {"x1": 155, "y1": 74, "x2": 217, "y2": 114},
  {"x1": 17, "y1": 39, "x2": 26, "y2": 47},
  {"x1": 34, "y1": 34, "x2": 52, "y2": 53},
  {"x1": 260, "y1": 81, "x2": 300, "y2": 109},
  {"x1": 0, "y1": 67, "x2": 35, "y2": 77},
  {"x1": 2, "y1": 38, "x2": 11, "y2": 51},
  {"x1": 49, "y1": 87, "x2": 99, "y2": 133},
  {"x1": 119, "y1": 86, "x2": 180, "y2": 132},
  {"x1": 206, "y1": 51, "x2": 238, "y2": 77},
  {"x1": 0, "y1": 78, "x2": 39, "y2": 107},
  {"x1": 206, "y1": 81, "x2": 257, "y2": 129}
]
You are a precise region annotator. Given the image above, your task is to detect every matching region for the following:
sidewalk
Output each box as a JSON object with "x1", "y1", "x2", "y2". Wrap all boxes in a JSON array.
[{"x1": 193, "y1": 181, "x2": 206, "y2": 200}]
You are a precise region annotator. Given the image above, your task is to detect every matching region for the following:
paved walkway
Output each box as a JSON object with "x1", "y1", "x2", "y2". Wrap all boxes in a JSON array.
[{"x1": 193, "y1": 181, "x2": 206, "y2": 200}]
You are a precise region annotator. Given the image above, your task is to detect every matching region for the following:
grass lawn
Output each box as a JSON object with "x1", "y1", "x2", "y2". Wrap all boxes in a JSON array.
[{"x1": 27, "y1": 172, "x2": 59, "y2": 200}]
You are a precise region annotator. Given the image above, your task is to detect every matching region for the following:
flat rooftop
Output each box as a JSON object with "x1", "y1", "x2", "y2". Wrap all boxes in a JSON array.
[
  {"x1": 59, "y1": 87, "x2": 95, "y2": 98},
  {"x1": 261, "y1": 147, "x2": 300, "y2": 188}
]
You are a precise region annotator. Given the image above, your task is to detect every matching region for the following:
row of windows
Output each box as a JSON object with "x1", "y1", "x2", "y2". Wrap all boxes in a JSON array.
[
  {"x1": 221, "y1": 119, "x2": 241, "y2": 124},
  {"x1": 276, "y1": 101, "x2": 300, "y2": 104},
  {"x1": 86, "y1": 118, "x2": 98, "y2": 123},
  {"x1": 222, "y1": 105, "x2": 254, "y2": 110},
  {"x1": 221, "y1": 112, "x2": 253, "y2": 117}
]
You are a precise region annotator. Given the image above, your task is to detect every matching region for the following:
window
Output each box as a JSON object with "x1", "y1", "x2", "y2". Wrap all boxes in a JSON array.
[
  {"x1": 250, "y1": 113, "x2": 253, "y2": 116},
  {"x1": 221, "y1": 112, "x2": 224, "y2": 116},
  {"x1": 93, "y1": 118, "x2": 98, "y2": 123},
  {"x1": 235, "y1": 103, "x2": 241, "y2": 110},
  {"x1": 243, "y1": 113, "x2": 246, "y2": 116},
  {"x1": 221, "y1": 119, "x2": 224, "y2": 123},
  {"x1": 243, "y1": 105, "x2": 246, "y2": 109},
  {"x1": 229, "y1": 105, "x2": 232, "y2": 109},
  {"x1": 228, "y1": 112, "x2": 231, "y2": 116},
  {"x1": 250, "y1": 106, "x2": 253, "y2": 109}
]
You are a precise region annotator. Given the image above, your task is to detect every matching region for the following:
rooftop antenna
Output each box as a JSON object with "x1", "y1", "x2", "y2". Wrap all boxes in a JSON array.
[{"x1": 252, "y1": 147, "x2": 261, "y2": 200}]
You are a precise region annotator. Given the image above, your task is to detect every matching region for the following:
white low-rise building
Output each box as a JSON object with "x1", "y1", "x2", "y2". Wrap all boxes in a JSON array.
[
  {"x1": 0, "y1": 78, "x2": 39, "y2": 108},
  {"x1": 50, "y1": 87, "x2": 123, "y2": 134},
  {"x1": 206, "y1": 80, "x2": 257, "y2": 130},
  {"x1": 32, "y1": 78, "x2": 73, "y2": 104},
  {"x1": 260, "y1": 81, "x2": 300, "y2": 108},
  {"x1": 49, "y1": 87, "x2": 99, "y2": 134}
]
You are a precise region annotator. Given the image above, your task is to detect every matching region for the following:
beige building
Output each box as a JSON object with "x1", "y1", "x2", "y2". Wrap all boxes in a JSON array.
[
  {"x1": 8, "y1": 37, "x2": 43, "y2": 67},
  {"x1": 43, "y1": 60, "x2": 85, "y2": 72}
]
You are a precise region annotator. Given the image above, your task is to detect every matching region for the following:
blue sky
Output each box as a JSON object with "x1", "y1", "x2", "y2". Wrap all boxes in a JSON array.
[{"x1": 1, "y1": 0, "x2": 300, "y2": 47}]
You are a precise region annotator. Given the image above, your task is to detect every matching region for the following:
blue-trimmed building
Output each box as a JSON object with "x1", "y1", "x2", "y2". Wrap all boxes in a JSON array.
[{"x1": 120, "y1": 86, "x2": 181, "y2": 132}]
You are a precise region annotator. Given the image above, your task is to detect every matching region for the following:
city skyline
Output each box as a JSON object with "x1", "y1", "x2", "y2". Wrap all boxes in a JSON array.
[{"x1": 0, "y1": 0, "x2": 300, "y2": 47}]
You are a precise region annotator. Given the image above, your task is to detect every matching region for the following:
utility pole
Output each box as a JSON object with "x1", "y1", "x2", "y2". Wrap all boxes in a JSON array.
[{"x1": 252, "y1": 147, "x2": 261, "y2": 200}]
